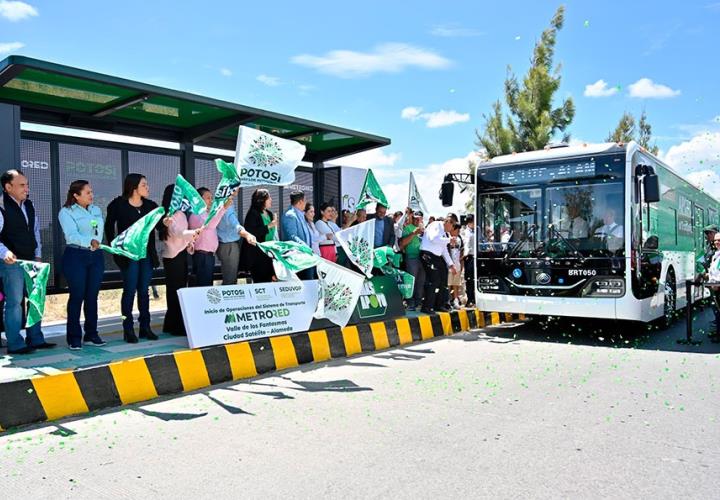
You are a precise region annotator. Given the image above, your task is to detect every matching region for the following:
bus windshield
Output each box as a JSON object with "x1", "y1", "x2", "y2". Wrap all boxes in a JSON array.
[{"x1": 478, "y1": 181, "x2": 625, "y2": 258}]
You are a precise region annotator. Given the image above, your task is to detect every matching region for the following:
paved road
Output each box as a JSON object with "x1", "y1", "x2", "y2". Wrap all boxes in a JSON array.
[{"x1": 1, "y1": 310, "x2": 719, "y2": 499}]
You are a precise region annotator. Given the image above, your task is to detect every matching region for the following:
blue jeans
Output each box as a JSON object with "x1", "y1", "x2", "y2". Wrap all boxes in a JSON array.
[
  {"x1": 192, "y1": 252, "x2": 215, "y2": 287},
  {"x1": 120, "y1": 257, "x2": 153, "y2": 332},
  {"x1": 0, "y1": 260, "x2": 46, "y2": 351},
  {"x1": 62, "y1": 247, "x2": 104, "y2": 345}
]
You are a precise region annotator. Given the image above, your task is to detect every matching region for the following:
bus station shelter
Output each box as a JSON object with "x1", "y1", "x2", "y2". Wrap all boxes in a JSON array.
[{"x1": 0, "y1": 55, "x2": 390, "y2": 292}]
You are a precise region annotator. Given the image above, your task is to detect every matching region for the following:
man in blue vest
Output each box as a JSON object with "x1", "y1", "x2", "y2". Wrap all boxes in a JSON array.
[
  {"x1": 0, "y1": 169, "x2": 55, "y2": 354},
  {"x1": 281, "y1": 190, "x2": 315, "y2": 280}
]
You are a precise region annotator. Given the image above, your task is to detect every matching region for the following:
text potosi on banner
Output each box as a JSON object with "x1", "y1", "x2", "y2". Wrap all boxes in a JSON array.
[
  {"x1": 235, "y1": 125, "x2": 306, "y2": 186},
  {"x1": 178, "y1": 281, "x2": 319, "y2": 349}
]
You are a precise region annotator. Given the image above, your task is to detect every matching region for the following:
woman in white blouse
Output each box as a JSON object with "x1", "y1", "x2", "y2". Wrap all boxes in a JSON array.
[
  {"x1": 304, "y1": 203, "x2": 322, "y2": 256},
  {"x1": 315, "y1": 202, "x2": 338, "y2": 262}
]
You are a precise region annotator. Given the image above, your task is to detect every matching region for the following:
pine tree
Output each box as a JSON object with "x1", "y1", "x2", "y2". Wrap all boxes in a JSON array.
[
  {"x1": 606, "y1": 112, "x2": 636, "y2": 143},
  {"x1": 476, "y1": 6, "x2": 575, "y2": 157},
  {"x1": 607, "y1": 110, "x2": 659, "y2": 154}
]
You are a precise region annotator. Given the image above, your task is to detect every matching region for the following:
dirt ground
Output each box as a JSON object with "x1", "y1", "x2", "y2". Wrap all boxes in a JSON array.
[{"x1": 43, "y1": 286, "x2": 169, "y2": 324}]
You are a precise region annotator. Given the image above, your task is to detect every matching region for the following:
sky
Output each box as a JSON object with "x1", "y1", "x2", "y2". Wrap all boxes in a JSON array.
[{"x1": 1, "y1": 0, "x2": 719, "y2": 215}]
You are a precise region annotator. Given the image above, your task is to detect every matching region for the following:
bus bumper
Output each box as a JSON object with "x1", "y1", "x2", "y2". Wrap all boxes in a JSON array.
[{"x1": 476, "y1": 293, "x2": 617, "y2": 320}]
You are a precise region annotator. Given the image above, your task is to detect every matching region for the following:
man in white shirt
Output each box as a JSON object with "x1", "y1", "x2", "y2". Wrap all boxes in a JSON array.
[
  {"x1": 560, "y1": 204, "x2": 589, "y2": 238},
  {"x1": 420, "y1": 216, "x2": 458, "y2": 313},
  {"x1": 594, "y1": 209, "x2": 623, "y2": 252}
]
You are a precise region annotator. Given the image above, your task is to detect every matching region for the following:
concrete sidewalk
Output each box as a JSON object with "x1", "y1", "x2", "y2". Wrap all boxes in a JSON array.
[{"x1": 0, "y1": 308, "x2": 517, "y2": 431}]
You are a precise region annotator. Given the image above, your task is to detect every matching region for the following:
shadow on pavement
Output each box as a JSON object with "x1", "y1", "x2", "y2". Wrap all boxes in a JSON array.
[
  {"x1": 134, "y1": 408, "x2": 208, "y2": 421},
  {"x1": 468, "y1": 305, "x2": 720, "y2": 354}
]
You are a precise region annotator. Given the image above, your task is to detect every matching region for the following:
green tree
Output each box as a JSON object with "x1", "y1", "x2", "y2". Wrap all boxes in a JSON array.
[
  {"x1": 606, "y1": 111, "x2": 635, "y2": 143},
  {"x1": 606, "y1": 110, "x2": 659, "y2": 154},
  {"x1": 476, "y1": 6, "x2": 575, "y2": 158}
]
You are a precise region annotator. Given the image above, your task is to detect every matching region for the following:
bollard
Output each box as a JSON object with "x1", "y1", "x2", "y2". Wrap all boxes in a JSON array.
[{"x1": 678, "y1": 279, "x2": 702, "y2": 345}]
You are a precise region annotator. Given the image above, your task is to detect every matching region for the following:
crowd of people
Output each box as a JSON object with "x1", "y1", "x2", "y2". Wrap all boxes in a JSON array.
[{"x1": 0, "y1": 168, "x2": 478, "y2": 355}]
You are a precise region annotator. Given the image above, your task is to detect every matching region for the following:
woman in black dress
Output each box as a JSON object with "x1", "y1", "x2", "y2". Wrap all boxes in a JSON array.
[
  {"x1": 241, "y1": 188, "x2": 277, "y2": 283},
  {"x1": 104, "y1": 173, "x2": 159, "y2": 343}
]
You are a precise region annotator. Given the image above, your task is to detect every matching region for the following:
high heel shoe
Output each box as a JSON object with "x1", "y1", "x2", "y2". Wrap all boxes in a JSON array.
[{"x1": 123, "y1": 330, "x2": 139, "y2": 344}]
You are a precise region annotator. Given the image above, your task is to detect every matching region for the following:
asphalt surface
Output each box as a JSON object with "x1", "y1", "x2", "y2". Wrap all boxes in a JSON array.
[{"x1": 1, "y1": 308, "x2": 719, "y2": 499}]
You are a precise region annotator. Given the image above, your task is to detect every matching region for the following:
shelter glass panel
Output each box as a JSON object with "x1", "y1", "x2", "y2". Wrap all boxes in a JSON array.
[
  {"x1": 20, "y1": 138, "x2": 55, "y2": 286},
  {"x1": 58, "y1": 143, "x2": 123, "y2": 272}
]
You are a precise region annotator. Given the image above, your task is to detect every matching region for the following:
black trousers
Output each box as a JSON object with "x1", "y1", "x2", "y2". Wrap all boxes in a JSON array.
[
  {"x1": 464, "y1": 255, "x2": 476, "y2": 305},
  {"x1": 163, "y1": 250, "x2": 189, "y2": 336},
  {"x1": 421, "y1": 251, "x2": 447, "y2": 311}
]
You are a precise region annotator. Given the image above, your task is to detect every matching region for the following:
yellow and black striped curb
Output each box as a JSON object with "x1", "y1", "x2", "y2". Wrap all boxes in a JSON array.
[{"x1": 0, "y1": 309, "x2": 524, "y2": 431}]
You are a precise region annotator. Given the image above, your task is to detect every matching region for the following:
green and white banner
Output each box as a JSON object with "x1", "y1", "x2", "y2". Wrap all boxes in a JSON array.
[
  {"x1": 178, "y1": 281, "x2": 319, "y2": 349},
  {"x1": 18, "y1": 260, "x2": 50, "y2": 328},
  {"x1": 408, "y1": 172, "x2": 428, "y2": 214},
  {"x1": 371, "y1": 246, "x2": 415, "y2": 299},
  {"x1": 314, "y1": 259, "x2": 366, "y2": 328},
  {"x1": 168, "y1": 174, "x2": 206, "y2": 216},
  {"x1": 335, "y1": 219, "x2": 376, "y2": 278},
  {"x1": 101, "y1": 207, "x2": 165, "y2": 260},
  {"x1": 235, "y1": 125, "x2": 306, "y2": 187},
  {"x1": 355, "y1": 169, "x2": 389, "y2": 210}
]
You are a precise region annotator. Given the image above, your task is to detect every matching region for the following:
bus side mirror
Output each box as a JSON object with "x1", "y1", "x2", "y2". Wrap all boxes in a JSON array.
[
  {"x1": 440, "y1": 181, "x2": 454, "y2": 207},
  {"x1": 643, "y1": 173, "x2": 660, "y2": 203}
]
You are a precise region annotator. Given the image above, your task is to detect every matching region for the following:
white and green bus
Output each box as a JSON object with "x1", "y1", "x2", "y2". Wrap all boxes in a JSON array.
[{"x1": 470, "y1": 141, "x2": 719, "y2": 324}]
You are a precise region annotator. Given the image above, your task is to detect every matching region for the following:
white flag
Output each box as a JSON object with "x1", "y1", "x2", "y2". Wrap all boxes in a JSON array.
[
  {"x1": 408, "y1": 172, "x2": 428, "y2": 214},
  {"x1": 335, "y1": 219, "x2": 376, "y2": 278},
  {"x1": 314, "y1": 260, "x2": 365, "y2": 328},
  {"x1": 235, "y1": 125, "x2": 306, "y2": 186}
]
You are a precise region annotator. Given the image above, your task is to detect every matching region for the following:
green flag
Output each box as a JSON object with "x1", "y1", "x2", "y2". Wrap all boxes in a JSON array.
[
  {"x1": 101, "y1": 207, "x2": 165, "y2": 260},
  {"x1": 168, "y1": 174, "x2": 206, "y2": 216},
  {"x1": 204, "y1": 159, "x2": 242, "y2": 227},
  {"x1": 18, "y1": 260, "x2": 50, "y2": 328},
  {"x1": 355, "y1": 169, "x2": 388, "y2": 210},
  {"x1": 373, "y1": 245, "x2": 402, "y2": 269},
  {"x1": 257, "y1": 240, "x2": 318, "y2": 280}
]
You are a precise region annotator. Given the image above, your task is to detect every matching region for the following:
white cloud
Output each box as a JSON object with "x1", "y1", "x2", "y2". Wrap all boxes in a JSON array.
[
  {"x1": 291, "y1": 43, "x2": 451, "y2": 78},
  {"x1": 400, "y1": 106, "x2": 423, "y2": 121},
  {"x1": 256, "y1": 74, "x2": 281, "y2": 86},
  {"x1": 401, "y1": 106, "x2": 470, "y2": 128},
  {"x1": 219, "y1": 68, "x2": 232, "y2": 77},
  {"x1": 628, "y1": 78, "x2": 681, "y2": 99},
  {"x1": 430, "y1": 25, "x2": 482, "y2": 37},
  {"x1": 334, "y1": 148, "x2": 400, "y2": 169},
  {"x1": 662, "y1": 131, "x2": 720, "y2": 196},
  {"x1": 583, "y1": 79, "x2": 619, "y2": 97},
  {"x1": 0, "y1": 41, "x2": 23, "y2": 54},
  {"x1": 424, "y1": 110, "x2": 470, "y2": 128},
  {"x1": 0, "y1": 1, "x2": 37, "y2": 21}
]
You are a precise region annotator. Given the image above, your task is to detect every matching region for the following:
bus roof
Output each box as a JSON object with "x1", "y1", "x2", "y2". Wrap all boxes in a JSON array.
[{"x1": 487, "y1": 142, "x2": 625, "y2": 165}]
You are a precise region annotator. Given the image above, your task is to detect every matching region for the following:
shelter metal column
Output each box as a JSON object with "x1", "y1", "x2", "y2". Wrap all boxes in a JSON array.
[
  {"x1": 0, "y1": 103, "x2": 21, "y2": 171},
  {"x1": 181, "y1": 142, "x2": 195, "y2": 185}
]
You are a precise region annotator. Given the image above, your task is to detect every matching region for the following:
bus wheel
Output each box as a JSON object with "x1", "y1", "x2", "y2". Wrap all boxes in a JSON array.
[{"x1": 661, "y1": 273, "x2": 677, "y2": 329}]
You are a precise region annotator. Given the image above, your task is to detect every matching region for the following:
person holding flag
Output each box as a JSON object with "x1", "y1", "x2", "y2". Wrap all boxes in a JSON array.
[
  {"x1": 281, "y1": 191, "x2": 315, "y2": 280},
  {"x1": 242, "y1": 188, "x2": 278, "y2": 284},
  {"x1": 158, "y1": 183, "x2": 202, "y2": 336},
  {"x1": 58, "y1": 180, "x2": 105, "y2": 349},
  {"x1": 104, "y1": 174, "x2": 160, "y2": 343},
  {"x1": 187, "y1": 187, "x2": 235, "y2": 287},
  {"x1": 0, "y1": 169, "x2": 55, "y2": 354}
]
